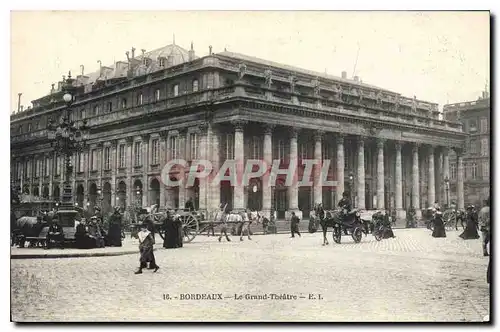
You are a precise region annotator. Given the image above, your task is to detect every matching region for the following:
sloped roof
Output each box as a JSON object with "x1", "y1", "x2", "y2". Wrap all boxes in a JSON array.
[{"x1": 216, "y1": 51, "x2": 395, "y2": 93}]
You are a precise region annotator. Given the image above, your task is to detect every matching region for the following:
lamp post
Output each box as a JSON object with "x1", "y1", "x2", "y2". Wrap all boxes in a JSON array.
[
  {"x1": 348, "y1": 172, "x2": 354, "y2": 208},
  {"x1": 47, "y1": 71, "x2": 90, "y2": 226},
  {"x1": 444, "y1": 176, "x2": 450, "y2": 208},
  {"x1": 135, "y1": 186, "x2": 142, "y2": 208}
]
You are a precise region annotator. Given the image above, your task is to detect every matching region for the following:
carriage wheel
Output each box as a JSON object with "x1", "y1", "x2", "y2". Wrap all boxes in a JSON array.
[
  {"x1": 332, "y1": 226, "x2": 342, "y2": 244},
  {"x1": 180, "y1": 213, "x2": 199, "y2": 243},
  {"x1": 352, "y1": 227, "x2": 363, "y2": 243},
  {"x1": 374, "y1": 226, "x2": 383, "y2": 241}
]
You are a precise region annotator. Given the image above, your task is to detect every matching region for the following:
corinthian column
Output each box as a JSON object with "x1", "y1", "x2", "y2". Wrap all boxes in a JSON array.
[
  {"x1": 336, "y1": 134, "x2": 345, "y2": 205},
  {"x1": 313, "y1": 131, "x2": 323, "y2": 206},
  {"x1": 443, "y1": 147, "x2": 450, "y2": 206},
  {"x1": 233, "y1": 121, "x2": 246, "y2": 211},
  {"x1": 427, "y1": 146, "x2": 436, "y2": 206},
  {"x1": 198, "y1": 124, "x2": 209, "y2": 212},
  {"x1": 262, "y1": 124, "x2": 274, "y2": 218},
  {"x1": 456, "y1": 149, "x2": 465, "y2": 210},
  {"x1": 376, "y1": 138, "x2": 385, "y2": 210},
  {"x1": 356, "y1": 136, "x2": 366, "y2": 210},
  {"x1": 141, "y1": 134, "x2": 150, "y2": 206},
  {"x1": 412, "y1": 143, "x2": 421, "y2": 219},
  {"x1": 287, "y1": 128, "x2": 300, "y2": 219},
  {"x1": 394, "y1": 141, "x2": 404, "y2": 220}
]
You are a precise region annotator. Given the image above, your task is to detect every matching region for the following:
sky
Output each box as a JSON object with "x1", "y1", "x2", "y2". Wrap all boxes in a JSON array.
[{"x1": 10, "y1": 11, "x2": 490, "y2": 113}]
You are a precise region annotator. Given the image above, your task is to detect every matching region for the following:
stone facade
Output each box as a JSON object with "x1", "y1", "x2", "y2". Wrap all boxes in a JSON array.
[
  {"x1": 443, "y1": 95, "x2": 490, "y2": 207},
  {"x1": 10, "y1": 45, "x2": 466, "y2": 220}
]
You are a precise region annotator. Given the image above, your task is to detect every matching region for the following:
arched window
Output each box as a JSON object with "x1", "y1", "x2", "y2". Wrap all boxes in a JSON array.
[
  {"x1": 93, "y1": 105, "x2": 99, "y2": 116},
  {"x1": 121, "y1": 98, "x2": 127, "y2": 109},
  {"x1": 173, "y1": 84, "x2": 179, "y2": 97},
  {"x1": 137, "y1": 93, "x2": 143, "y2": 105},
  {"x1": 192, "y1": 79, "x2": 199, "y2": 92},
  {"x1": 251, "y1": 136, "x2": 261, "y2": 159},
  {"x1": 159, "y1": 58, "x2": 165, "y2": 67},
  {"x1": 27, "y1": 123, "x2": 32, "y2": 132},
  {"x1": 155, "y1": 89, "x2": 161, "y2": 101},
  {"x1": 18, "y1": 125, "x2": 22, "y2": 134}
]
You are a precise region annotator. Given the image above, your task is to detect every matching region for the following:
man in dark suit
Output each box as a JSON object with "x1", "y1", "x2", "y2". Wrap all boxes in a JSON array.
[{"x1": 290, "y1": 212, "x2": 301, "y2": 238}]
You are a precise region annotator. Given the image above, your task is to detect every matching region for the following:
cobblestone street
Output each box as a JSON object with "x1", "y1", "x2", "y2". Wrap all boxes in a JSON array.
[{"x1": 11, "y1": 228, "x2": 490, "y2": 322}]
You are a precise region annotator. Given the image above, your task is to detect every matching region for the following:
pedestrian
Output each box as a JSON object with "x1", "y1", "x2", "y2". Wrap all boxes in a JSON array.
[
  {"x1": 459, "y1": 205, "x2": 480, "y2": 240},
  {"x1": 431, "y1": 209, "x2": 446, "y2": 238},
  {"x1": 479, "y1": 197, "x2": 490, "y2": 256},
  {"x1": 290, "y1": 212, "x2": 301, "y2": 238},
  {"x1": 135, "y1": 223, "x2": 159, "y2": 274}
]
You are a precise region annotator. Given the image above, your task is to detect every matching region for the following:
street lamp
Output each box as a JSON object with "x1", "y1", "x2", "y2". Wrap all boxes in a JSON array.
[
  {"x1": 348, "y1": 172, "x2": 354, "y2": 208},
  {"x1": 135, "y1": 186, "x2": 142, "y2": 208},
  {"x1": 46, "y1": 71, "x2": 90, "y2": 226},
  {"x1": 444, "y1": 176, "x2": 450, "y2": 208}
]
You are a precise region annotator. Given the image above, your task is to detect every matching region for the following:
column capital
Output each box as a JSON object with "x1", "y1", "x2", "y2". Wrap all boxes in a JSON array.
[
  {"x1": 412, "y1": 142, "x2": 420, "y2": 154},
  {"x1": 264, "y1": 124, "x2": 275, "y2": 135},
  {"x1": 314, "y1": 130, "x2": 324, "y2": 142},
  {"x1": 159, "y1": 130, "x2": 169, "y2": 139},
  {"x1": 394, "y1": 140, "x2": 403, "y2": 150},
  {"x1": 198, "y1": 122, "x2": 209, "y2": 133},
  {"x1": 356, "y1": 135, "x2": 365, "y2": 147},
  {"x1": 96, "y1": 142, "x2": 104, "y2": 148},
  {"x1": 336, "y1": 133, "x2": 345, "y2": 144},
  {"x1": 427, "y1": 145, "x2": 435, "y2": 153},
  {"x1": 453, "y1": 147, "x2": 464, "y2": 156},
  {"x1": 125, "y1": 137, "x2": 134, "y2": 145},
  {"x1": 141, "y1": 133, "x2": 150, "y2": 141},
  {"x1": 289, "y1": 127, "x2": 300, "y2": 139},
  {"x1": 110, "y1": 139, "x2": 118, "y2": 147},
  {"x1": 376, "y1": 138, "x2": 386, "y2": 149},
  {"x1": 231, "y1": 120, "x2": 247, "y2": 132}
]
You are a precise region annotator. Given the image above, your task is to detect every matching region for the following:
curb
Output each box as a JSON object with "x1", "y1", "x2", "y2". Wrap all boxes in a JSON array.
[{"x1": 11, "y1": 248, "x2": 163, "y2": 260}]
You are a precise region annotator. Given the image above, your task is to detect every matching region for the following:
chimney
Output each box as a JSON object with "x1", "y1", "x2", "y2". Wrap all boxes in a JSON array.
[
  {"x1": 17, "y1": 93, "x2": 22, "y2": 113},
  {"x1": 188, "y1": 41, "x2": 195, "y2": 61},
  {"x1": 353, "y1": 76, "x2": 359, "y2": 82},
  {"x1": 341, "y1": 71, "x2": 347, "y2": 79}
]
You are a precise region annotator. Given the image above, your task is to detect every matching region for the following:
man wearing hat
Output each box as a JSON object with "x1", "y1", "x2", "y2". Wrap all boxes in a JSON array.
[
  {"x1": 479, "y1": 197, "x2": 490, "y2": 256},
  {"x1": 338, "y1": 191, "x2": 352, "y2": 224},
  {"x1": 135, "y1": 222, "x2": 160, "y2": 274}
]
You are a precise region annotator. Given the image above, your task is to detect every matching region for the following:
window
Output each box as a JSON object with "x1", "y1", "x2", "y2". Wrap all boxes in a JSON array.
[
  {"x1": 190, "y1": 133, "x2": 198, "y2": 160},
  {"x1": 225, "y1": 134, "x2": 234, "y2": 160},
  {"x1": 482, "y1": 161, "x2": 489, "y2": 179},
  {"x1": 91, "y1": 149, "x2": 98, "y2": 171},
  {"x1": 322, "y1": 143, "x2": 330, "y2": 160},
  {"x1": 299, "y1": 142, "x2": 307, "y2": 160},
  {"x1": 134, "y1": 141, "x2": 142, "y2": 166},
  {"x1": 33, "y1": 159, "x2": 39, "y2": 177},
  {"x1": 119, "y1": 145, "x2": 126, "y2": 168},
  {"x1": 137, "y1": 93, "x2": 143, "y2": 105},
  {"x1": 481, "y1": 138, "x2": 489, "y2": 156},
  {"x1": 104, "y1": 146, "x2": 111, "y2": 170},
  {"x1": 471, "y1": 162, "x2": 478, "y2": 179},
  {"x1": 155, "y1": 89, "x2": 160, "y2": 101},
  {"x1": 170, "y1": 136, "x2": 178, "y2": 160},
  {"x1": 23, "y1": 160, "x2": 28, "y2": 178},
  {"x1": 480, "y1": 117, "x2": 488, "y2": 133},
  {"x1": 192, "y1": 80, "x2": 199, "y2": 92},
  {"x1": 80, "y1": 109, "x2": 86, "y2": 119},
  {"x1": 251, "y1": 136, "x2": 262, "y2": 159},
  {"x1": 27, "y1": 123, "x2": 32, "y2": 132},
  {"x1": 121, "y1": 98, "x2": 127, "y2": 109},
  {"x1": 173, "y1": 84, "x2": 179, "y2": 97},
  {"x1": 450, "y1": 163, "x2": 457, "y2": 180},
  {"x1": 278, "y1": 140, "x2": 285, "y2": 162},
  {"x1": 142, "y1": 57, "x2": 148, "y2": 66},
  {"x1": 34, "y1": 121, "x2": 39, "y2": 130},
  {"x1": 151, "y1": 139, "x2": 159, "y2": 165},
  {"x1": 93, "y1": 105, "x2": 99, "y2": 116},
  {"x1": 107, "y1": 102, "x2": 112, "y2": 113},
  {"x1": 77, "y1": 152, "x2": 83, "y2": 172},
  {"x1": 206, "y1": 73, "x2": 215, "y2": 89},
  {"x1": 159, "y1": 58, "x2": 165, "y2": 67},
  {"x1": 18, "y1": 125, "x2": 22, "y2": 134},
  {"x1": 468, "y1": 119, "x2": 477, "y2": 133},
  {"x1": 469, "y1": 139, "x2": 478, "y2": 154},
  {"x1": 44, "y1": 158, "x2": 49, "y2": 176}
]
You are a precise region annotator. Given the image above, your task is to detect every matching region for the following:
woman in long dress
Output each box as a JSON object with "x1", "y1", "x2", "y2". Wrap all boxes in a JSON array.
[
  {"x1": 107, "y1": 207, "x2": 123, "y2": 247},
  {"x1": 135, "y1": 223, "x2": 159, "y2": 274},
  {"x1": 459, "y1": 205, "x2": 480, "y2": 240},
  {"x1": 432, "y1": 210, "x2": 446, "y2": 238}
]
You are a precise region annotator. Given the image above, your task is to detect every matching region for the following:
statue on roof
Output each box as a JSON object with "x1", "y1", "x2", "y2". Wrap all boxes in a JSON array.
[
  {"x1": 411, "y1": 95, "x2": 417, "y2": 113},
  {"x1": 312, "y1": 78, "x2": 321, "y2": 96},
  {"x1": 238, "y1": 63, "x2": 247, "y2": 80},
  {"x1": 335, "y1": 84, "x2": 343, "y2": 101},
  {"x1": 376, "y1": 90, "x2": 383, "y2": 105},
  {"x1": 264, "y1": 69, "x2": 273, "y2": 88},
  {"x1": 289, "y1": 74, "x2": 298, "y2": 93}
]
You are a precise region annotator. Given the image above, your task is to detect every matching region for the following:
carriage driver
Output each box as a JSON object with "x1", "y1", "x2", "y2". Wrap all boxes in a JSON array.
[{"x1": 338, "y1": 191, "x2": 352, "y2": 222}]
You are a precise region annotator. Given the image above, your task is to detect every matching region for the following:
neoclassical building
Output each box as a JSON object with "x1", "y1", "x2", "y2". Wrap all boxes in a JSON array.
[{"x1": 10, "y1": 42, "x2": 466, "y2": 222}]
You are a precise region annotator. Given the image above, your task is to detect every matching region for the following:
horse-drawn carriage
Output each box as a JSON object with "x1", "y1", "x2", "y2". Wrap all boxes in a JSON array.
[
  {"x1": 311, "y1": 205, "x2": 365, "y2": 245},
  {"x1": 425, "y1": 208, "x2": 466, "y2": 231},
  {"x1": 133, "y1": 207, "x2": 265, "y2": 243}
]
